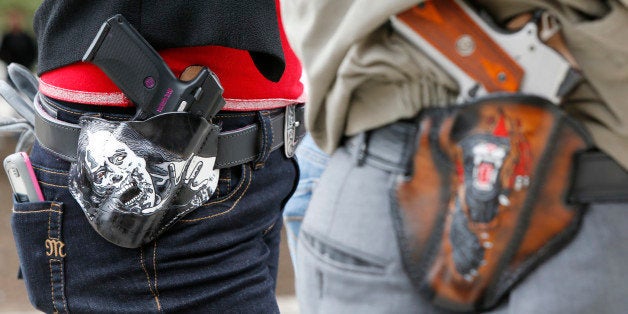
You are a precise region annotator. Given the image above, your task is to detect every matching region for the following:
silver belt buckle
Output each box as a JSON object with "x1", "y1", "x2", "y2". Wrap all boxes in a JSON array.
[{"x1": 284, "y1": 105, "x2": 300, "y2": 158}]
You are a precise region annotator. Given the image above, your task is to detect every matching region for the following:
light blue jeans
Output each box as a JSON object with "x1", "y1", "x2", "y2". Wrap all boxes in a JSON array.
[
  {"x1": 295, "y1": 120, "x2": 628, "y2": 314},
  {"x1": 283, "y1": 134, "x2": 329, "y2": 271}
]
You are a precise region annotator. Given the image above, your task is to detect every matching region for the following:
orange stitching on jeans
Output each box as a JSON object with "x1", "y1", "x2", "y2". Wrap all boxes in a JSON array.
[
  {"x1": 262, "y1": 222, "x2": 276, "y2": 235},
  {"x1": 153, "y1": 241, "x2": 161, "y2": 306},
  {"x1": 57, "y1": 259, "x2": 69, "y2": 313},
  {"x1": 39, "y1": 181, "x2": 69, "y2": 189},
  {"x1": 180, "y1": 172, "x2": 252, "y2": 222},
  {"x1": 49, "y1": 259, "x2": 69, "y2": 313},
  {"x1": 49, "y1": 259, "x2": 58, "y2": 313},
  {"x1": 139, "y1": 247, "x2": 155, "y2": 297},
  {"x1": 216, "y1": 171, "x2": 230, "y2": 198},
  {"x1": 152, "y1": 166, "x2": 251, "y2": 234},
  {"x1": 47, "y1": 205, "x2": 52, "y2": 240},
  {"x1": 140, "y1": 246, "x2": 162, "y2": 311},
  {"x1": 33, "y1": 166, "x2": 68, "y2": 175},
  {"x1": 52, "y1": 203, "x2": 62, "y2": 240},
  {"x1": 180, "y1": 166, "x2": 252, "y2": 222},
  {"x1": 13, "y1": 209, "x2": 62, "y2": 214}
]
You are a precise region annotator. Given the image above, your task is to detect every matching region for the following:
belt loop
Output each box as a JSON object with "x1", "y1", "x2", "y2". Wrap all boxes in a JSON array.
[
  {"x1": 254, "y1": 110, "x2": 274, "y2": 169},
  {"x1": 47, "y1": 201, "x2": 69, "y2": 313}
]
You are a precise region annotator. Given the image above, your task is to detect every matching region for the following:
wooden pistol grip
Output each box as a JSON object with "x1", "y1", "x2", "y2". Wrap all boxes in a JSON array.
[{"x1": 396, "y1": 0, "x2": 523, "y2": 92}]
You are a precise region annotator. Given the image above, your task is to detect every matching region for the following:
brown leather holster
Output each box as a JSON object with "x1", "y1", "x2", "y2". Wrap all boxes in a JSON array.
[{"x1": 392, "y1": 95, "x2": 593, "y2": 312}]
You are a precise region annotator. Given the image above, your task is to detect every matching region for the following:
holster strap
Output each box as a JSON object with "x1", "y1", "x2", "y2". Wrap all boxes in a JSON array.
[
  {"x1": 33, "y1": 95, "x2": 305, "y2": 168},
  {"x1": 570, "y1": 151, "x2": 628, "y2": 203},
  {"x1": 352, "y1": 123, "x2": 628, "y2": 205}
]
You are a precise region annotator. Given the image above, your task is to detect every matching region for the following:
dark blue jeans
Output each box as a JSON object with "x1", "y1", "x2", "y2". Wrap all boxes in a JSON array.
[{"x1": 11, "y1": 104, "x2": 298, "y2": 313}]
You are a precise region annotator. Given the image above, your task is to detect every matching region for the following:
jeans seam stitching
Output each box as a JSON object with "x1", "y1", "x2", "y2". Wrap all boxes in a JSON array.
[
  {"x1": 33, "y1": 165, "x2": 68, "y2": 175},
  {"x1": 180, "y1": 166, "x2": 252, "y2": 222},
  {"x1": 179, "y1": 165, "x2": 249, "y2": 217},
  {"x1": 40, "y1": 181, "x2": 68, "y2": 189},
  {"x1": 226, "y1": 171, "x2": 232, "y2": 195},
  {"x1": 49, "y1": 259, "x2": 59, "y2": 313},
  {"x1": 202, "y1": 165, "x2": 248, "y2": 207},
  {"x1": 13, "y1": 209, "x2": 62, "y2": 214},
  {"x1": 47, "y1": 202, "x2": 68, "y2": 313},
  {"x1": 47, "y1": 205, "x2": 53, "y2": 240},
  {"x1": 52, "y1": 203, "x2": 62, "y2": 240},
  {"x1": 140, "y1": 246, "x2": 162, "y2": 312},
  {"x1": 262, "y1": 221, "x2": 276, "y2": 235},
  {"x1": 52, "y1": 258, "x2": 69, "y2": 313},
  {"x1": 153, "y1": 241, "x2": 161, "y2": 311},
  {"x1": 217, "y1": 171, "x2": 232, "y2": 199},
  {"x1": 60, "y1": 259, "x2": 69, "y2": 313}
]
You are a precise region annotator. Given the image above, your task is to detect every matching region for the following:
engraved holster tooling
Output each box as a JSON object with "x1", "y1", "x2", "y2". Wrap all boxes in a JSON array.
[{"x1": 392, "y1": 95, "x2": 592, "y2": 312}]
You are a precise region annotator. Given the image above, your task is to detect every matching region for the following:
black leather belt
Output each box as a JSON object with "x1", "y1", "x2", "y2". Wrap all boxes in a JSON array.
[
  {"x1": 350, "y1": 121, "x2": 628, "y2": 205},
  {"x1": 570, "y1": 150, "x2": 628, "y2": 204},
  {"x1": 33, "y1": 94, "x2": 305, "y2": 168}
]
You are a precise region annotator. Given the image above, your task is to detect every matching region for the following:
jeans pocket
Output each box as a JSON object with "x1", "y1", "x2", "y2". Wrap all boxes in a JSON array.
[
  {"x1": 299, "y1": 230, "x2": 386, "y2": 275},
  {"x1": 11, "y1": 200, "x2": 69, "y2": 313},
  {"x1": 212, "y1": 163, "x2": 247, "y2": 200},
  {"x1": 297, "y1": 230, "x2": 393, "y2": 314},
  {"x1": 177, "y1": 163, "x2": 252, "y2": 223}
]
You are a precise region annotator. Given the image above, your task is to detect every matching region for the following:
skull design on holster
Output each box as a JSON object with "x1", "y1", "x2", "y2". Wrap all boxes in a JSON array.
[{"x1": 69, "y1": 112, "x2": 220, "y2": 248}]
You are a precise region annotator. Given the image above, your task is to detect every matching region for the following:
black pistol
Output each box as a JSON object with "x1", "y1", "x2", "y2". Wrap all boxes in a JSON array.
[{"x1": 83, "y1": 14, "x2": 225, "y2": 121}]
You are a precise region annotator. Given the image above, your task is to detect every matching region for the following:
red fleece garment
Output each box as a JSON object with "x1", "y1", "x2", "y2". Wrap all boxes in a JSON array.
[{"x1": 39, "y1": 1, "x2": 304, "y2": 111}]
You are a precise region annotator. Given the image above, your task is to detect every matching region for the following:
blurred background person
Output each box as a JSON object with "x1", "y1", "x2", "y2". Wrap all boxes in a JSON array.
[{"x1": 0, "y1": 8, "x2": 36, "y2": 70}]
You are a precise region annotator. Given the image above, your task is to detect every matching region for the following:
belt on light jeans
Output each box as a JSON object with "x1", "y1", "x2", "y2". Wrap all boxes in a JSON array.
[
  {"x1": 33, "y1": 94, "x2": 305, "y2": 168},
  {"x1": 347, "y1": 120, "x2": 628, "y2": 204},
  {"x1": 570, "y1": 151, "x2": 628, "y2": 204}
]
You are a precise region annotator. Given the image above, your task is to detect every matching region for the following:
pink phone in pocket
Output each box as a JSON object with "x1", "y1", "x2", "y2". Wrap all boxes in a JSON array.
[{"x1": 3, "y1": 152, "x2": 44, "y2": 202}]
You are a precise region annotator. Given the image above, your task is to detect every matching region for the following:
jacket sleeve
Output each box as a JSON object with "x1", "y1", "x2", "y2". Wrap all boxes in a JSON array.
[{"x1": 280, "y1": 0, "x2": 432, "y2": 152}]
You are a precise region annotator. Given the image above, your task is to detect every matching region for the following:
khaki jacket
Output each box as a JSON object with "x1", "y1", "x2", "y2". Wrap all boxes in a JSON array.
[{"x1": 281, "y1": 0, "x2": 628, "y2": 169}]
